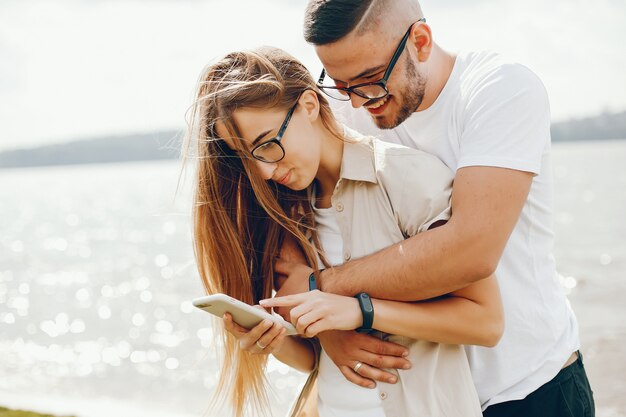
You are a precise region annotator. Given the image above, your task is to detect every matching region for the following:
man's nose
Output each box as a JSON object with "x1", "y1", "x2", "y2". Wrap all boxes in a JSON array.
[
  {"x1": 255, "y1": 160, "x2": 277, "y2": 181},
  {"x1": 349, "y1": 93, "x2": 370, "y2": 109}
]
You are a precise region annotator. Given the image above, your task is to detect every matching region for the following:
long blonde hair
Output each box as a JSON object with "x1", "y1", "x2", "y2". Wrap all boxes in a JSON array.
[{"x1": 183, "y1": 46, "x2": 340, "y2": 416}]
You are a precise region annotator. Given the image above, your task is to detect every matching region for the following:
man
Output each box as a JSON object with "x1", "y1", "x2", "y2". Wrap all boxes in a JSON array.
[{"x1": 274, "y1": 0, "x2": 595, "y2": 415}]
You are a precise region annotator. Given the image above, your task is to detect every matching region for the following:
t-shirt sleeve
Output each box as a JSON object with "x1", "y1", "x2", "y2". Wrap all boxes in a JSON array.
[
  {"x1": 379, "y1": 146, "x2": 454, "y2": 237},
  {"x1": 458, "y1": 63, "x2": 551, "y2": 175}
]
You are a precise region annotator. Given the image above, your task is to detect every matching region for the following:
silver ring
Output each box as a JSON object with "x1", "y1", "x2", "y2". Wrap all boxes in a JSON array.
[
  {"x1": 256, "y1": 341, "x2": 267, "y2": 350},
  {"x1": 353, "y1": 361, "x2": 363, "y2": 373}
]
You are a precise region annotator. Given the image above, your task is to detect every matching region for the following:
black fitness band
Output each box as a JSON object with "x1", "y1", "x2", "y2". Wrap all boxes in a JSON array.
[{"x1": 355, "y1": 292, "x2": 374, "y2": 333}]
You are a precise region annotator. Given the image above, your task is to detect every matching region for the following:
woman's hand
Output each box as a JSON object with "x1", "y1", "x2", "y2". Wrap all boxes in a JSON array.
[
  {"x1": 260, "y1": 290, "x2": 362, "y2": 337},
  {"x1": 223, "y1": 307, "x2": 288, "y2": 356}
]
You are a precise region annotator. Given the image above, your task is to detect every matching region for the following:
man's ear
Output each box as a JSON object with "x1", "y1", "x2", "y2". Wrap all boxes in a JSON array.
[
  {"x1": 299, "y1": 90, "x2": 320, "y2": 122},
  {"x1": 410, "y1": 21, "x2": 433, "y2": 62}
]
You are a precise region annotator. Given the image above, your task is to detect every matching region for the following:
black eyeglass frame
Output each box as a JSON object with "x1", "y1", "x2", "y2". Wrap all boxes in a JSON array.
[
  {"x1": 249, "y1": 99, "x2": 299, "y2": 163},
  {"x1": 316, "y1": 18, "x2": 425, "y2": 101}
]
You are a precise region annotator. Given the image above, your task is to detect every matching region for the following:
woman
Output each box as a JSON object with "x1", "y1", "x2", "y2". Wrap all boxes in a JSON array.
[{"x1": 184, "y1": 46, "x2": 503, "y2": 417}]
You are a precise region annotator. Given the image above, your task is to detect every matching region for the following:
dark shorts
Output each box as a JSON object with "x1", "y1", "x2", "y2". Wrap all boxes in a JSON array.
[{"x1": 483, "y1": 351, "x2": 595, "y2": 417}]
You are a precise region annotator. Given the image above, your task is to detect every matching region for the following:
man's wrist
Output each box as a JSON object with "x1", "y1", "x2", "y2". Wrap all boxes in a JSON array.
[{"x1": 317, "y1": 268, "x2": 325, "y2": 291}]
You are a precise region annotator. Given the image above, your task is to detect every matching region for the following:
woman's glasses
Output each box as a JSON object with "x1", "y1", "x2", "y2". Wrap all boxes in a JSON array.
[{"x1": 249, "y1": 100, "x2": 299, "y2": 163}]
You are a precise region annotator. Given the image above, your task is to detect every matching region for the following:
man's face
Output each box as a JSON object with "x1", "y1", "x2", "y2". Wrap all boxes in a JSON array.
[{"x1": 315, "y1": 26, "x2": 426, "y2": 129}]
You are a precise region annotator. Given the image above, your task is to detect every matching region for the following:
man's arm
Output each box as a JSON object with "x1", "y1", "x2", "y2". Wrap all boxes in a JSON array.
[{"x1": 316, "y1": 166, "x2": 533, "y2": 300}]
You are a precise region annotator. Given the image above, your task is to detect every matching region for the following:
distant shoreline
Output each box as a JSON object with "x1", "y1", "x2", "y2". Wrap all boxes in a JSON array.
[
  {"x1": 1, "y1": 137, "x2": 624, "y2": 171},
  {"x1": 0, "y1": 130, "x2": 182, "y2": 170},
  {"x1": 0, "y1": 405, "x2": 72, "y2": 417},
  {"x1": 1, "y1": 110, "x2": 625, "y2": 169}
]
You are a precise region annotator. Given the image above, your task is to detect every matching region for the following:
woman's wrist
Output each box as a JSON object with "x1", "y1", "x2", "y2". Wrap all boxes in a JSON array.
[
  {"x1": 272, "y1": 334, "x2": 316, "y2": 372},
  {"x1": 350, "y1": 296, "x2": 363, "y2": 330}
]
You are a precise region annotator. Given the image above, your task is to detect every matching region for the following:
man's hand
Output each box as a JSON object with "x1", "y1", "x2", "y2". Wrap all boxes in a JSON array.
[{"x1": 318, "y1": 330, "x2": 411, "y2": 388}]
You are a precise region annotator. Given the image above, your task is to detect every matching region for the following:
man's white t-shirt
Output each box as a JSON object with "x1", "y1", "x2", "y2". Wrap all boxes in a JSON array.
[{"x1": 332, "y1": 50, "x2": 580, "y2": 409}]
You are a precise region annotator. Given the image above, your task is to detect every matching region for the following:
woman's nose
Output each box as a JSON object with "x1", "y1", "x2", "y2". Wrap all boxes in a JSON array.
[{"x1": 255, "y1": 160, "x2": 277, "y2": 181}]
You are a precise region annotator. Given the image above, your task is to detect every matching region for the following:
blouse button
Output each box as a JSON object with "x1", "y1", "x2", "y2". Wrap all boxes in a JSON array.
[
  {"x1": 344, "y1": 251, "x2": 351, "y2": 261},
  {"x1": 379, "y1": 391, "x2": 387, "y2": 400},
  {"x1": 336, "y1": 203, "x2": 344, "y2": 212}
]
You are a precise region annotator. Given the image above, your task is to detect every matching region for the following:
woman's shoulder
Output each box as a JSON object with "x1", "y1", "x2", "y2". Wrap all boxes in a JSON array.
[
  {"x1": 371, "y1": 137, "x2": 452, "y2": 179},
  {"x1": 341, "y1": 126, "x2": 453, "y2": 187},
  {"x1": 343, "y1": 133, "x2": 454, "y2": 236},
  {"x1": 344, "y1": 126, "x2": 443, "y2": 164}
]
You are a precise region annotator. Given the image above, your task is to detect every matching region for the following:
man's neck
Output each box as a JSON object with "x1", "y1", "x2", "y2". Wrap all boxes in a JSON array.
[{"x1": 417, "y1": 43, "x2": 456, "y2": 112}]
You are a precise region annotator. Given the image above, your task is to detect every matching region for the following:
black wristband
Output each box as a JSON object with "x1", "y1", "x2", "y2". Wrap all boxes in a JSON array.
[
  {"x1": 309, "y1": 270, "x2": 323, "y2": 291},
  {"x1": 355, "y1": 292, "x2": 374, "y2": 333}
]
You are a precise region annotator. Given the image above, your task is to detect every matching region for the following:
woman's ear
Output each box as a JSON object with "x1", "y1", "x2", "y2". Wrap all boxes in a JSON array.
[{"x1": 299, "y1": 90, "x2": 320, "y2": 122}]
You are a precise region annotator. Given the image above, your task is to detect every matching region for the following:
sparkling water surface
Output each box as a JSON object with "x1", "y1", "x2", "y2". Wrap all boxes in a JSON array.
[{"x1": 0, "y1": 140, "x2": 624, "y2": 417}]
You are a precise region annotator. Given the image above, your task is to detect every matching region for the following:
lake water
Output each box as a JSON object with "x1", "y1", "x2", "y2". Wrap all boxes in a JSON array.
[{"x1": 0, "y1": 140, "x2": 624, "y2": 417}]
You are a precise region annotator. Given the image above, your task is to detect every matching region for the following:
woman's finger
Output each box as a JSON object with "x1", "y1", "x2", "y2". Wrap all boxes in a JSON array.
[
  {"x1": 247, "y1": 319, "x2": 274, "y2": 340},
  {"x1": 239, "y1": 319, "x2": 273, "y2": 350},
  {"x1": 255, "y1": 323, "x2": 285, "y2": 353},
  {"x1": 289, "y1": 303, "x2": 316, "y2": 330},
  {"x1": 294, "y1": 308, "x2": 324, "y2": 336},
  {"x1": 252, "y1": 304, "x2": 272, "y2": 314},
  {"x1": 266, "y1": 327, "x2": 288, "y2": 354},
  {"x1": 300, "y1": 318, "x2": 328, "y2": 338},
  {"x1": 259, "y1": 293, "x2": 305, "y2": 308},
  {"x1": 223, "y1": 313, "x2": 247, "y2": 336}
]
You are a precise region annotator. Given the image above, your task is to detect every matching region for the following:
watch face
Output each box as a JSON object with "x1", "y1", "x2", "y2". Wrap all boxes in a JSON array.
[{"x1": 358, "y1": 293, "x2": 373, "y2": 309}]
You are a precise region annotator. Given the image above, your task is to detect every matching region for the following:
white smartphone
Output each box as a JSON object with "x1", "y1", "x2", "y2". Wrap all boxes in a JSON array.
[{"x1": 192, "y1": 293, "x2": 297, "y2": 335}]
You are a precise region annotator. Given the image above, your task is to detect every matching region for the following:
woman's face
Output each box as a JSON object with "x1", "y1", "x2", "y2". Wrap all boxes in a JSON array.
[{"x1": 218, "y1": 96, "x2": 323, "y2": 191}]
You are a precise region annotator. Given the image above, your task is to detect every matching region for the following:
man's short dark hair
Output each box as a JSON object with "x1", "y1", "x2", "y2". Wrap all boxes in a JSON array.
[{"x1": 304, "y1": 0, "x2": 377, "y2": 45}]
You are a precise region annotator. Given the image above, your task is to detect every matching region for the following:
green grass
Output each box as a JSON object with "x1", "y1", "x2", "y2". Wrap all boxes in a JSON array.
[{"x1": 0, "y1": 407, "x2": 74, "y2": 417}]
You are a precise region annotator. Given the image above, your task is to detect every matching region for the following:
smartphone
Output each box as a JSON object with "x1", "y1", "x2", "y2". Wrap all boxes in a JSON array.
[{"x1": 192, "y1": 293, "x2": 297, "y2": 335}]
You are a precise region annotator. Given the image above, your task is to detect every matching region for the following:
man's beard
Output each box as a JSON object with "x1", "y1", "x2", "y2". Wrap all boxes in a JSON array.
[{"x1": 372, "y1": 56, "x2": 426, "y2": 130}]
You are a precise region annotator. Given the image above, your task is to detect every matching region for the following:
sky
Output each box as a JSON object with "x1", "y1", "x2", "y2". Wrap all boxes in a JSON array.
[{"x1": 1, "y1": 0, "x2": 625, "y2": 151}]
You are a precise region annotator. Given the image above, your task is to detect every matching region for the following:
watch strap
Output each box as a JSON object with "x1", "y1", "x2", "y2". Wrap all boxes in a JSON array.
[
  {"x1": 309, "y1": 270, "x2": 323, "y2": 291},
  {"x1": 355, "y1": 292, "x2": 374, "y2": 333}
]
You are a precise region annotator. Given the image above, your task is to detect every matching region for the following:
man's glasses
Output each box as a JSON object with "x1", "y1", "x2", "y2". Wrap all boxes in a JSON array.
[
  {"x1": 249, "y1": 99, "x2": 299, "y2": 163},
  {"x1": 317, "y1": 18, "x2": 425, "y2": 102}
]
